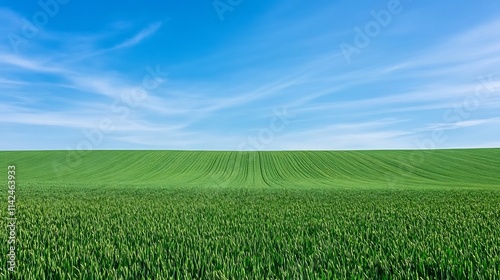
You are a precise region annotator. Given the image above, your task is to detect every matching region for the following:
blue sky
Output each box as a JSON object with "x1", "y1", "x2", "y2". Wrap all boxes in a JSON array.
[{"x1": 1, "y1": 0, "x2": 500, "y2": 150}]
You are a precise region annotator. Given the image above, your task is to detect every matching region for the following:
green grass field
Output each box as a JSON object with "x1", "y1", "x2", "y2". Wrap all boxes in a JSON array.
[{"x1": 1, "y1": 149, "x2": 500, "y2": 279}]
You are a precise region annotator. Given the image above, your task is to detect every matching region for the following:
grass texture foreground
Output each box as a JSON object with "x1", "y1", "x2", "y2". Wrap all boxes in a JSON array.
[{"x1": 1, "y1": 149, "x2": 500, "y2": 279}]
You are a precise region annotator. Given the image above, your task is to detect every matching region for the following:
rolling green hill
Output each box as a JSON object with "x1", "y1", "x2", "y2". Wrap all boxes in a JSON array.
[{"x1": 1, "y1": 148, "x2": 500, "y2": 188}]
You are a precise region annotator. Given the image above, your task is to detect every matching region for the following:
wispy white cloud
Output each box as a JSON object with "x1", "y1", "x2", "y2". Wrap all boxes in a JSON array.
[
  {"x1": 421, "y1": 117, "x2": 500, "y2": 132},
  {"x1": 0, "y1": 54, "x2": 66, "y2": 74},
  {"x1": 0, "y1": 112, "x2": 100, "y2": 128},
  {"x1": 57, "y1": 21, "x2": 163, "y2": 63},
  {"x1": 66, "y1": 74, "x2": 130, "y2": 98},
  {"x1": 0, "y1": 78, "x2": 28, "y2": 86},
  {"x1": 274, "y1": 130, "x2": 414, "y2": 151},
  {"x1": 283, "y1": 17, "x2": 500, "y2": 126},
  {"x1": 114, "y1": 21, "x2": 163, "y2": 49},
  {"x1": 1, "y1": 3, "x2": 500, "y2": 150},
  {"x1": 242, "y1": 118, "x2": 415, "y2": 150}
]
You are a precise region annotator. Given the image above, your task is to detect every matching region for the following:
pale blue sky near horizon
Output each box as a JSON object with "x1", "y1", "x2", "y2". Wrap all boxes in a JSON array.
[{"x1": 1, "y1": 0, "x2": 500, "y2": 151}]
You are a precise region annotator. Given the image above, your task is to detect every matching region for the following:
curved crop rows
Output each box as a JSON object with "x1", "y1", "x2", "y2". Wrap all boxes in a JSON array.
[
  {"x1": 0, "y1": 149, "x2": 499, "y2": 278},
  {"x1": 2, "y1": 149, "x2": 500, "y2": 188}
]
